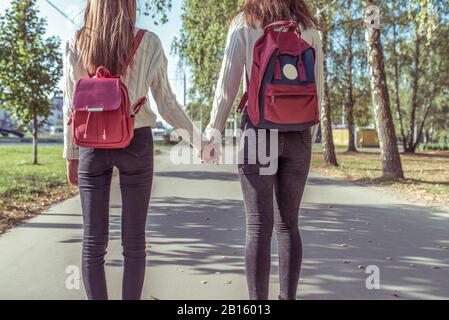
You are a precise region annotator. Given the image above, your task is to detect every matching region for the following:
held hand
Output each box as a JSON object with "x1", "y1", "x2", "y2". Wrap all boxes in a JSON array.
[
  {"x1": 67, "y1": 160, "x2": 79, "y2": 186},
  {"x1": 200, "y1": 142, "x2": 221, "y2": 164}
]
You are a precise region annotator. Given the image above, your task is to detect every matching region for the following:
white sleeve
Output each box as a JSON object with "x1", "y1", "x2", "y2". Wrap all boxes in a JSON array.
[
  {"x1": 149, "y1": 37, "x2": 205, "y2": 151},
  {"x1": 205, "y1": 23, "x2": 246, "y2": 141},
  {"x1": 62, "y1": 41, "x2": 79, "y2": 160}
]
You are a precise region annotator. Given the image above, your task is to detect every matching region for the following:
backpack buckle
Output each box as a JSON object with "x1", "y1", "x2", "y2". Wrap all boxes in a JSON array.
[{"x1": 87, "y1": 107, "x2": 104, "y2": 112}]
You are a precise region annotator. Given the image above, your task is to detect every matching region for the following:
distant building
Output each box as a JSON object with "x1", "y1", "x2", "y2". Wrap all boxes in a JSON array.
[
  {"x1": 332, "y1": 125, "x2": 380, "y2": 148},
  {"x1": 0, "y1": 107, "x2": 14, "y2": 129},
  {"x1": 1, "y1": 96, "x2": 63, "y2": 131},
  {"x1": 48, "y1": 96, "x2": 63, "y2": 125}
]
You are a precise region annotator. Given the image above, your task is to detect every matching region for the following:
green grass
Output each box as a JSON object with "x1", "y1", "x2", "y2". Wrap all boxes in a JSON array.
[
  {"x1": 421, "y1": 143, "x2": 449, "y2": 151},
  {"x1": 0, "y1": 145, "x2": 68, "y2": 202},
  {"x1": 0, "y1": 145, "x2": 77, "y2": 233}
]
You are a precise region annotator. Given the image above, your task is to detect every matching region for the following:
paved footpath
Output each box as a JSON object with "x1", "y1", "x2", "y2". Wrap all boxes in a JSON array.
[{"x1": 0, "y1": 148, "x2": 448, "y2": 300}]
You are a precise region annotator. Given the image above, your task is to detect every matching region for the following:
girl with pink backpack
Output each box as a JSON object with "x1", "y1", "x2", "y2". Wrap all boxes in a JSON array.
[{"x1": 63, "y1": 0, "x2": 205, "y2": 300}]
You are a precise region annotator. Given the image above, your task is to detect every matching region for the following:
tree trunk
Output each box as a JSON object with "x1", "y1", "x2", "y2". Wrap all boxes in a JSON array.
[
  {"x1": 363, "y1": 1, "x2": 404, "y2": 179},
  {"x1": 391, "y1": 0, "x2": 407, "y2": 151},
  {"x1": 32, "y1": 110, "x2": 38, "y2": 165},
  {"x1": 345, "y1": 28, "x2": 356, "y2": 152},
  {"x1": 413, "y1": 78, "x2": 437, "y2": 152},
  {"x1": 406, "y1": 23, "x2": 421, "y2": 153},
  {"x1": 319, "y1": 5, "x2": 338, "y2": 167},
  {"x1": 413, "y1": 100, "x2": 433, "y2": 152}
]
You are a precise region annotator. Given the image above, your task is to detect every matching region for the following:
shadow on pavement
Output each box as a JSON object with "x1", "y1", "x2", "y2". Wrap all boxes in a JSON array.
[{"x1": 27, "y1": 172, "x2": 449, "y2": 299}]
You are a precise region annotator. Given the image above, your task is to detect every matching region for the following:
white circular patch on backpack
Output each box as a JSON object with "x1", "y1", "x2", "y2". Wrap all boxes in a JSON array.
[{"x1": 283, "y1": 64, "x2": 298, "y2": 80}]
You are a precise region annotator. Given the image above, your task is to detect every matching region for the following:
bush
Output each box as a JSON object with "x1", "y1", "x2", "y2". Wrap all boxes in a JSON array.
[{"x1": 421, "y1": 143, "x2": 449, "y2": 151}]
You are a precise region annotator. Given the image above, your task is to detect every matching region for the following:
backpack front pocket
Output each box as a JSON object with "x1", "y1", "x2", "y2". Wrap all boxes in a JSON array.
[{"x1": 264, "y1": 84, "x2": 318, "y2": 125}]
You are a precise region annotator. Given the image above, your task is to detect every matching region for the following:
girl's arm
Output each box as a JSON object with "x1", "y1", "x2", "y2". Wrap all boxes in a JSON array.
[
  {"x1": 149, "y1": 37, "x2": 205, "y2": 152},
  {"x1": 205, "y1": 21, "x2": 246, "y2": 141},
  {"x1": 312, "y1": 30, "x2": 325, "y2": 143},
  {"x1": 62, "y1": 40, "x2": 79, "y2": 160}
]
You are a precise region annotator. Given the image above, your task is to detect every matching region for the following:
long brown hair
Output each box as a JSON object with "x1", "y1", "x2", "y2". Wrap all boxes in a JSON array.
[
  {"x1": 241, "y1": 0, "x2": 318, "y2": 30},
  {"x1": 76, "y1": 0, "x2": 137, "y2": 75}
]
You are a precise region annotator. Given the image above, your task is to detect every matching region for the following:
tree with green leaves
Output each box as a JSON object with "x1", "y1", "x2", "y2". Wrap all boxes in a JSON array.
[
  {"x1": 316, "y1": 1, "x2": 339, "y2": 166},
  {"x1": 383, "y1": 0, "x2": 447, "y2": 153},
  {"x1": 324, "y1": 0, "x2": 369, "y2": 154},
  {"x1": 0, "y1": 0, "x2": 62, "y2": 165},
  {"x1": 142, "y1": 0, "x2": 172, "y2": 25},
  {"x1": 173, "y1": 0, "x2": 243, "y2": 127},
  {"x1": 363, "y1": 0, "x2": 404, "y2": 179}
]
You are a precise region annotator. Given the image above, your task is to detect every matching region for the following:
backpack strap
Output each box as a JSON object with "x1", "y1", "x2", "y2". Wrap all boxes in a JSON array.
[
  {"x1": 124, "y1": 29, "x2": 147, "y2": 118},
  {"x1": 264, "y1": 20, "x2": 298, "y2": 32},
  {"x1": 121, "y1": 29, "x2": 146, "y2": 75}
]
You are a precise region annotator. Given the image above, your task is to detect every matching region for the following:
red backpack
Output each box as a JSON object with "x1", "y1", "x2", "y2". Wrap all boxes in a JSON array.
[
  {"x1": 67, "y1": 29, "x2": 147, "y2": 149},
  {"x1": 238, "y1": 21, "x2": 320, "y2": 130}
]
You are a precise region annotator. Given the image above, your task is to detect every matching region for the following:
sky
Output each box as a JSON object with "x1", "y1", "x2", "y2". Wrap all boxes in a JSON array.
[{"x1": 0, "y1": 0, "x2": 189, "y2": 123}]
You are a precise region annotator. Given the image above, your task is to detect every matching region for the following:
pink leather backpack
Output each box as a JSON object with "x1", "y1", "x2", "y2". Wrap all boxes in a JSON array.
[{"x1": 68, "y1": 29, "x2": 147, "y2": 149}]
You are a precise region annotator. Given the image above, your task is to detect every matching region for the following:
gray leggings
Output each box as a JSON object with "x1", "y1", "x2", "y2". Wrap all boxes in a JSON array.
[
  {"x1": 239, "y1": 122, "x2": 312, "y2": 300},
  {"x1": 78, "y1": 127, "x2": 153, "y2": 300}
]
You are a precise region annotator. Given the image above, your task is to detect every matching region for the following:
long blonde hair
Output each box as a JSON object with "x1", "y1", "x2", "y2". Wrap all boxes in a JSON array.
[{"x1": 76, "y1": 0, "x2": 137, "y2": 76}]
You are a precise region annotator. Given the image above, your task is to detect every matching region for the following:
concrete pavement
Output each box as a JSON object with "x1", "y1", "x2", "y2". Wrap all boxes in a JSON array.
[{"x1": 0, "y1": 148, "x2": 448, "y2": 300}]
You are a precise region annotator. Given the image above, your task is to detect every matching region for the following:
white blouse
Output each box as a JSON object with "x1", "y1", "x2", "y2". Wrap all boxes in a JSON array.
[
  {"x1": 205, "y1": 13, "x2": 324, "y2": 142},
  {"x1": 63, "y1": 30, "x2": 203, "y2": 160}
]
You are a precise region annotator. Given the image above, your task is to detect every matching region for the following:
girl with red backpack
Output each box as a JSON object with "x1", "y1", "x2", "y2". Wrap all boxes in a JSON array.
[
  {"x1": 63, "y1": 0, "x2": 205, "y2": 300},
  {"x1": 203, "y1": 0, "x2": 324, "y2": 300}
]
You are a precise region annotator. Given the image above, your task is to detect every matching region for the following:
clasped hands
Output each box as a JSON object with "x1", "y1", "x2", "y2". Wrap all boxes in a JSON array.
[{"x1": 198, "y1": 140, "x2": 221, "y2": 164}]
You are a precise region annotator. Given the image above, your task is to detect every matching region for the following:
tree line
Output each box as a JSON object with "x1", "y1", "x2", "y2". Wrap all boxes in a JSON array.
[{"x1": 173, "y1": 0, "x2": 448, "y2": 179}]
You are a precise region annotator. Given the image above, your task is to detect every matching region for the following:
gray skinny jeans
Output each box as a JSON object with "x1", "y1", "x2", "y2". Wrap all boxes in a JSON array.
[
  {"x1": 238, "y1": 120, "x2": 312, "y2": 300},
  {"x1": 78, "y1": 127, "x2": 153, "y2": 300}
]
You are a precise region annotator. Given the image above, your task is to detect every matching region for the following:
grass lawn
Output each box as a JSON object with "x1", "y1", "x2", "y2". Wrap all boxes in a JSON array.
[
  {"x1": 0, "y1": 143, "x2": 168, "y2": 234},
  {"x1": 0, "y1": 145, "x2": 77, "y2": 234},
  {"x1": 311, "y1": 145, "x2": 449, "y2": 207}
]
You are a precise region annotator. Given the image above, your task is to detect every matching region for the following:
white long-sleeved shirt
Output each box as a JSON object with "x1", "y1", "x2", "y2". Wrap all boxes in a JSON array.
[
  {"x1": 205, "y1": 14, "x2": 324, "y2": 141},
  {"x1": 63, "y1": 30, "x2": 203, "y2": 160}
]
